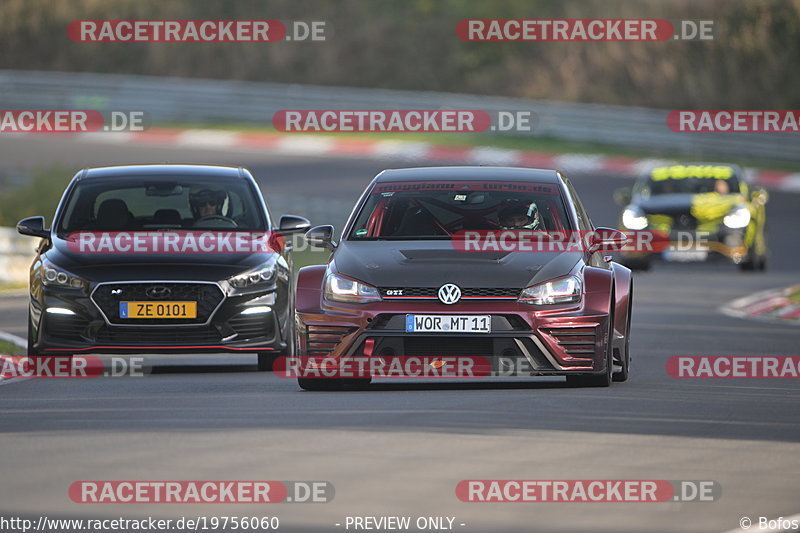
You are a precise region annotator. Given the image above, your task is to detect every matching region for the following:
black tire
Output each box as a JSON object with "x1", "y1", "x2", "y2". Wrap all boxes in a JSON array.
[
  {"x1": 739, "y1": 249, "x2": 756, "y2": 271},
  {"x1": 298, "y1": 377, "x2": 339, "y2": 390},
  {"x1": 257, "y1": 311, "x2": 296, "y2": 372},
  {"x1": 613, "y1": 288, "x2": 632, "y2": 383},
  {"x1": 27, "y1": 314, "x2": 42, "y2": 356},
  {"x1": 297, "y1": 377, "x2": 371, "y2": 391},
  {"x1": 740, "y1": 234, "x2": 768, "y2": 272}
]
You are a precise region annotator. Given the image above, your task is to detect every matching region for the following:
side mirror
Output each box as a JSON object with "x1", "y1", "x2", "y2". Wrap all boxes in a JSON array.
[
  {"x1": 613, "y1": 187, "x2": 632, "y2": 206},
  {"x1": 751, "y1": 187, "x2": 769, "y2": 206},
  {"x1": 278, "y1": 214, "x2": 311, "y2": 234},
  {"x1": 588, "y1": 227, "x2": 627, "y2": 252},
  {"x1": 305, "y1": 225, "x2": 337, "y2": 251},
  {"x1": 17, "y1": 216, "x2": 50, "y2": 239}
]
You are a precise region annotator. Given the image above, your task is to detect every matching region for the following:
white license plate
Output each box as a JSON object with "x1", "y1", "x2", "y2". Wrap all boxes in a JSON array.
[
  {"x1": 663, "y1": 250, "x2": 709, "y2": 262},
  {"x1": 405, "y1": 315, "x2": 491, "y2": 333}
]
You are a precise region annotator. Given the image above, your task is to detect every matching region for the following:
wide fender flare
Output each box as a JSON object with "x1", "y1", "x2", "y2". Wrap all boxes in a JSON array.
[
  {"x1": 610, "y1": 263, "x2": 633, "y2": 338},
  {"x1": 296, "y1": 265, "x2": 327, "y2": 314},
  {"x1": 583, "y1": 264, "x2": 632, "y2": 338},
  {"x1": 583, "y1": 266, "x2": 613, "y2": 316}
]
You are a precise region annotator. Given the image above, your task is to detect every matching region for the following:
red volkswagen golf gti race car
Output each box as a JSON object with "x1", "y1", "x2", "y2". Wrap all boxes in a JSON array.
[{"x1": 293, "y1": 166, "x2": 633, "y2": 390}]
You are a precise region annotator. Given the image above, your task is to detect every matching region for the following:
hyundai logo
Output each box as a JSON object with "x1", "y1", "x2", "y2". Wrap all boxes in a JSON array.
[
  {"x1": 145, "y1": 286, "x2": 172, "y2": 299},
  {"x1": 438, "y1": 283, "x2": 462, "y2": 305}
]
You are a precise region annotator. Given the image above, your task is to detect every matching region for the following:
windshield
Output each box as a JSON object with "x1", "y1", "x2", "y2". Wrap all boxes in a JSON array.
[
  {"x1": 56, "y1": 175, "x2": 266, "y2": 235},
  {"x1": 637, "y1": 165, "x2": 741, "y2": 197},
  {"x1": 348, "y1": 181, "x2": 571, "y2": 239}
]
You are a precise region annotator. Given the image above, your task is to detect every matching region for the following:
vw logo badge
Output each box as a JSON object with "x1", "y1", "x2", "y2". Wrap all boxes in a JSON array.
[
  {"x1": 438, "y1": 283, "x2": 462, "y2": 305},
  {"x1": 146, "y1": 286, "x2": 172, "y2": 299}
]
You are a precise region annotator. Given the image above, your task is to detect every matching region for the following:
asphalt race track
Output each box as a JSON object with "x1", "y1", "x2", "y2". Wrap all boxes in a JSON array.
[{"x1": 1, "y1": 135, "x2": 799, "y2": 533}]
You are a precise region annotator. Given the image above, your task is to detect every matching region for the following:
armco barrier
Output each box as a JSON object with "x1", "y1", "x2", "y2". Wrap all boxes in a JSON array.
[{"x1": 0, "y1": 70, "x2": 798, "y2": 163}]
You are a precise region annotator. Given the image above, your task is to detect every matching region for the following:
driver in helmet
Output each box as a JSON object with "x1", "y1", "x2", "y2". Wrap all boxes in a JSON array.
[
  {"x1": 498, "y1": 202, "x2": 541, "y2": 230},
  {"x1": 189, "y1": 188, "x2": 226, "y2": 220}
]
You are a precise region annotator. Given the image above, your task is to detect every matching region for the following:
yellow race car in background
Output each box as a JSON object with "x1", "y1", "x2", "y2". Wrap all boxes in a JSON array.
[{"x1": 614, "y1": 163, "x2": 769, "y2": 271}]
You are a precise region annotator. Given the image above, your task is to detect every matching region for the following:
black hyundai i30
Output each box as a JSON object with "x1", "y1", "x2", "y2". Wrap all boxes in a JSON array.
[{"x1": 16, "y1": 164, "x2": 310, "y2": 370}]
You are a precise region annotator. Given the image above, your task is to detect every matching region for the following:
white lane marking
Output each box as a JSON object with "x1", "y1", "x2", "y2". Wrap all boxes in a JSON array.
[
  {"x1": 0, "y1": 331, "x2": 26, "y2": 385},
  {"x1": 0, "y1": 330, "x2": 25, "y2": 347},
  {"x1": 722, "y1": 512, "x2": 800, "y2": 532}
]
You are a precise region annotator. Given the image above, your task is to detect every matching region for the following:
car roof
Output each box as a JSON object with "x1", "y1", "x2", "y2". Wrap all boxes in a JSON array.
[
  {"x1": 78, "y1": 164, "x2": 246, "y2": 180},
  {"x1": 641, "y1": 162, "x2": 743, "y2": 178},
  {"x1": 374, "y1": 166, "x2": 562, "y2": 184}
]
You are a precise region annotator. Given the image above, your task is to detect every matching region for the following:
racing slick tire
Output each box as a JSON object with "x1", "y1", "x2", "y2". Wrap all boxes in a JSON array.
[
  {"x1": 257, "y1": 315, "x2": 297, "y2": 371},
  {"x1": 612, "y1": 287, "x2": 632, "y2": 383},
  {"x1": 298, "y1": 377, "x2": 372, "y2": 391},
  {"x1": 739, "y1": 248, "x2": 767, "y2": 272},
  {"x1": 27, "y1": 314, "x2": 43, "y2": 356}
]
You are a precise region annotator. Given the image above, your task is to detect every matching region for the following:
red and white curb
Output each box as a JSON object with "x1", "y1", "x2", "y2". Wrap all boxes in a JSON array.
[
  {"x1": 74, "y1": 128, "x2": 800, "y2": 192},
  {"x1": 721, "y1": 285, "x2": 800, "y2": 325}
]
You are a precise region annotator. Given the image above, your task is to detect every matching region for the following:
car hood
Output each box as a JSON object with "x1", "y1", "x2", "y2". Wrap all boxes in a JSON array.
[
  {"x1": 44, "y1": 234, "x2": 276, "y2": 282},
  {"x1": 331, "y1": 240, "x2": 582, "y2": 289}
]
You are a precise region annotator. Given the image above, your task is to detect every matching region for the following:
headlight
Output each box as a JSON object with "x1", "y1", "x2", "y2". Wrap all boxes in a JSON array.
[
  {"x1": 228, "y1": 264, "x2": 276, "y2": 290},
  {"x1": 41, "y1": 263, "x2": 86, "y2": 290},
  {"x1": 723, "y1": 205, "x2": 751, "y2": 229},
  {"x1": 519, "y1": 276, "x2": 582, "y2": 305},
  {"x1": 622, "y1": 206, "x2": 648, "y2": 230},
  {"x1": 324, "y1": 273, "x2": 381, "y2": 304}
]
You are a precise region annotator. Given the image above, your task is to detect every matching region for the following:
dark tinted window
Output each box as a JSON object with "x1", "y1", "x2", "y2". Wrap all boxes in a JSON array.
[
  {"x1": 636, "y1": 165, "x2": 741, "y2": 196},
  {"x1": 57, "y1": 176, "x2": 265, "y2": 234},
  {"x1": 348, "y1": 181, "x2": 571, "y2": 239}
]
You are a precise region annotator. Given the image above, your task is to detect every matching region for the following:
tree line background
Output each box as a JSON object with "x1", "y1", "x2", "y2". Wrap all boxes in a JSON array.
[{"x1": 0, "y1": 0, "x2": 797, "y2": 110}]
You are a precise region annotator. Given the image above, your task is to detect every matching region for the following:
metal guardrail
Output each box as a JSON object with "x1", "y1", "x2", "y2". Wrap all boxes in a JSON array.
[
  {"x1": 0, "y1": 69, "x2": 798, "y2": 162},
  {"x1": 0, "y1": 227, "x2": 35, "y2": 284}
]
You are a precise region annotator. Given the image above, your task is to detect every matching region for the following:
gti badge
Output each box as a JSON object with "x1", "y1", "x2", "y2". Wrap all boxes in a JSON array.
[
  {"x1": 145, "y1": 286, "x2": 172, "y2": 299},
  {"x1": 438, "y1": 283, "x2": 461, "y2": 305}
]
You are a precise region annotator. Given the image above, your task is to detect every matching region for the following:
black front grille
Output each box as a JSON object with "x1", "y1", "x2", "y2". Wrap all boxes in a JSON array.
[
  {"x1": 673, "y1": 214, "x2": 698, "y2": 230},
  {"x1": 44, "y1": 315, "x2": 89, "y2": 343},
  {"x1": 229, "y1": 314, "x2": 274, "y2": 340},
  {"x1": 463, "y1": 288, "x2": 519, "y2": 298},
  {"x1": 92, "y1": 283, "x2": 224, "y2": 325},
  {"x1": 95, "y1": 326, "x2": 222, "y2": 345},
  {"x1": 380, "y1": 287, "x2": 519, "y2": 299},
  {"x1": 403, "y1": 336, "x2": 493, "y2": 357}
]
